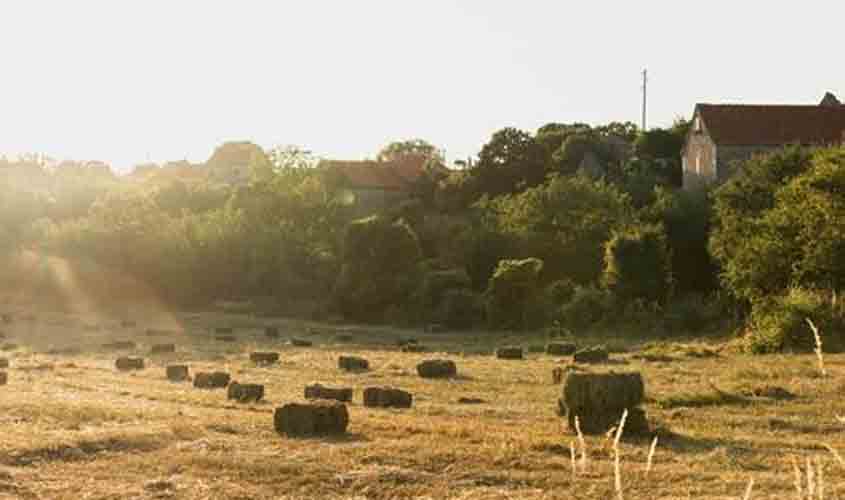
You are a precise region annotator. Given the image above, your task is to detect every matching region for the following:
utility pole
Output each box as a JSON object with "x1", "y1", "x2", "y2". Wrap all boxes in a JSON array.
[{"x1": 641, "y1": 69, "x2": 648, "y2": 131}]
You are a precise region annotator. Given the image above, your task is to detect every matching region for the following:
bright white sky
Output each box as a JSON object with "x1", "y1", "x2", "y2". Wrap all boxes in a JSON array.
[{"x1": 1, "y1": 1, "x2": 843, "y2": 171}]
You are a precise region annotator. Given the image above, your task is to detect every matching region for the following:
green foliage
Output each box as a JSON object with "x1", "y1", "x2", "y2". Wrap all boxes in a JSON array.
[
  {"x1": 485, "y1": 258, "x2": 544, "y2": 330},
  {"x1": 377, "y1": 139, "x2": 443, "y2": 163},
  {"x1": 436, "y1": 288, "x2": 483, "y2": 329},
  {"x1": 557, "y1": 284, "x2": 615, "y2": 330},
  {"x1": 663, "y1": 294, "x2": 724, "y2": 334},
  {"x1": 419, "y1": 268, "x2": 472, "y2": 310},
  {"x1": 743, "y1": 288, "x2": 845, "y2": 354},
  {"x1": 603, "y1": 223, "x2": 672, "y2": 305},
  {"x1": 333, "y1": 216, "x2": 422, "y2": 322},
  {"x1": 710, "y1": 146, "x2": 843, "y2": 303},
  {"x1": 479, "y1": 174, "x2": 632, "y2": 284},
  {"x1": 469, "y1": 128, "x2": 549, "y2": 199}
]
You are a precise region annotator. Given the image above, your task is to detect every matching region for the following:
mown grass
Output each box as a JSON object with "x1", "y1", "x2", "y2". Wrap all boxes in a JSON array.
[{"x1": 0, "y1": 307, "x2": 844, "y2": 499}]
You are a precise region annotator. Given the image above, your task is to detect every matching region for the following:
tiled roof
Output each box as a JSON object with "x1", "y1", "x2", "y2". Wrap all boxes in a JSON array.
[
  {"x1": 320, "y1": 156, "x2": 432, "y2": 191},
  {"x1": 697, "y1": 103, "x2": 845, "y2": 146}
]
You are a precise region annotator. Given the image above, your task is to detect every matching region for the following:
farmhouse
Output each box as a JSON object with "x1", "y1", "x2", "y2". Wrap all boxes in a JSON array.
[
  {"x1": 319, "y1": 155, "x2": 437, "y2": 213},
  {"x1": 682, "y1": 92, "x2": 845, "y2": 189}
]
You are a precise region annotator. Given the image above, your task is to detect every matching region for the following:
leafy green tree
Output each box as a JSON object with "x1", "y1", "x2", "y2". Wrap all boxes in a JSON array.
[
  {"x1": 602, "y1": 223, "x2": 672, "y2": 304},
  {"x1": 469, "y1": 127, "x2": 550, "y2": 198},
  {"x1": 377, "y1": 139, "x2": 444, "y2": 163}
]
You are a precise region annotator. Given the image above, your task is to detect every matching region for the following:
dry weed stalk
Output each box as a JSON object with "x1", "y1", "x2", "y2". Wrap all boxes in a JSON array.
[
  {"x1": 793, "y1": 457, "x2": 803, "y2": 500},
  {"x1": 645, "y1": 435, "x2": 658, "y2": 476},
  {"x1": 816, "y1": 457, "x2": 824, "y2": 500},
  {"x1": 805, "y1": 318, "x2": 826, "y2": 377},
  {"x1": 613, "y1": 409, "x2": 628, "y2": 500},
  {"x1": 742, "y1": 478, "x2": 754, "y2": 500},
  {"x1": 574, "y1": 416, "x2": 587, "y2": 472},
  {"x1": 806, "y1": 457, "x2": 815, "y2": 498},
  {"x1": 570, "y1": 441, "x2": 576, "y2": 479},
  {"x1": 823, "y1": 444, "x2": 845, "y2": 469}
]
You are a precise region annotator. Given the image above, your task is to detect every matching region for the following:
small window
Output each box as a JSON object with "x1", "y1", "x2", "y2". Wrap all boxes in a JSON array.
[{"x1": 695, "y1": 153, "x2": 701, "y2": 175}]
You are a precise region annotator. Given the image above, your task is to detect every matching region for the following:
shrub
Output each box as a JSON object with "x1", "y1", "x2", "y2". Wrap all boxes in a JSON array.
[
  {"x1": 333, "y1": 216, "x2": 422, "y2": 322},
  {"x1": 602, "y1": 223, "x2": 672, "y2": 305},
  {"x1": 485, "y1": 258, "x2": 544, "y2": 330},
  {"x1": 436, "y1": 288, "x2": 483, "y2": 329},
  {"x1": 419, "y1": 268, "x2": 472, "y2": 310},
  {"x1": 546, "y1": 278, "x2": 577, "y2": 305},
  {"x1": 557, "y1": 285, "x2": 615, "y2": 330},
  {"x1": 743, "y1": 288, "x2": 845, "y2": 354},
  {"x1": 663, "y1": 294, "x2": 723, "y2": 334}
]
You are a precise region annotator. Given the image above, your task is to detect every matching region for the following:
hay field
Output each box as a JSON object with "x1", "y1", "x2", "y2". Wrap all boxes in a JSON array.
[{"x1": 0, "y1": 308, "x2": 844, "y2": 499}]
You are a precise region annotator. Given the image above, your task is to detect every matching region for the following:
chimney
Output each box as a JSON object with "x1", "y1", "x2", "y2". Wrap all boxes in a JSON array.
[{"x1": 820, "y1": 92, "x2": 842, "y2": 107}]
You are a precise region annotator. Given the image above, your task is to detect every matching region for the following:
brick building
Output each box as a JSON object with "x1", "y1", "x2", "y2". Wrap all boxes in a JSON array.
[{"x1": 682, "y1": 92, "x2": 845, "y2": 189}]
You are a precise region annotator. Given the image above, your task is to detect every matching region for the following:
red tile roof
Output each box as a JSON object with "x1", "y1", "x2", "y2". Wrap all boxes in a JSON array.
[
  {"x1": 320, "y1": 156, "x2": 433, "y2": 191},
  {"x1": 698, "y1": 103, "x2": 845, "y2": 146}
]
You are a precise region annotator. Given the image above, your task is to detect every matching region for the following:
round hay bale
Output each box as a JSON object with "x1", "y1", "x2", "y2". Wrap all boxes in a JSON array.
[
  {"x1": 561, "y1": 371, "x2": 646, "y2": 434},
  {"x1": 573, "y1": 345, "x2": 609, "y2": 364},
  {"x1": 416, "y1": 359, "x2": 457, "y2": 378},
  {"x1": 227, "y1": 382, "x2": 265, "y2": 402},
  {"x1": 115, "y1": 357, "x2": 144, "y2": 371},
  {"x1": 363, "y1": 387, "x2": 412, "y2": 408},
  {"x1": 151, "y1": 344, "x2": 176, "y2": 355},
  {"x1": 546, "y1": 342, "x2": 577, "y2": 356},
  {"x1": 274, "y1": 402, "x2": 349, "y2": 437},
  {"x1": 193, "y1": 371, "x2": 231, "y2": 389},
  {"x1": 338, "y1": 356, "x2": 369, "y2": 372},
  {"x1": 304, "y1": 384, "x2": 353, "y2": 403},
  {"x1": 166, "y1": 365, "x2": 189, "y2": 382},
  {"x1": 496, "y1": 346, "x2": 524, "y2": 360},
  {"x1": 0, "y1": 358, "x2": 8, "y2": 369},
  {"x1": 250, "y1": 352, "x2": 280, "y2": 364},
  {"x1": 290, "y1": 338, "x2": 313, "y2": 347},
  {"x1": 0, "y1": 371, "x2": 6, "y2": 385}
]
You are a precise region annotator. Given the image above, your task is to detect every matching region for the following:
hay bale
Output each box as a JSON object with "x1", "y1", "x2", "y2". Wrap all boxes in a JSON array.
[
  {"x1": 333, "y1": 333, "x2": 354, "y2": 343},
  {"x1": 102, "y1": 341, "x2": 136, "y2": 351},
  {"x1": 338, "y1": 356, "x2": 369, "y2": 371},
  {"x1": 0, "y1": 358, "x2": 8, "y2": 369},
  {"x1": 193, "y1": 371, "x2": 231, "y2": 389},
  {"x1": 274, "y1": 402, "x2": 349, "y2": 437},
  {"x1": 457, "y1": 397, "x2": 485, "y2": 405},
  {"x1": 145, "y1": 328, "x2": 175, "y2": 336},
  {"x1": 250, "y1": 352, "x2": 280, "y2": 364},
  {"x1": 0, "y1": 371, "x2": 6, "y2": 385},
  {"x1": 1, "y1": 343, "x2": 19, "y2": 352},
  {"x1": 397, "y1": 337, "x2": 419, "y2": 346},
  {"x1": 115, "y1": 357, "x2": 144, "y2": 371},
  {"x1": 265, "y1": 326, "x2": 280, "y2": 338},
  {"x1": 363, "y1": 387, "x2": 413, "y2": 408},
  {"x1": 416, "y1": 359, "x2": 457, "y2": 378},
  {"x1": 496, "y1": 346, "x2": 524, "y2": 360},
  {"x1": 227, "y1": 382, "x2": 265, "y2": 402},
  {"x1": 304, "y1": 384, "x2": 353, "y2": 403},
  {"x1": 121, "y1": 320, "x2": 137, "y2": 328},
  {"x1": 561, "y1": 372, "x2": 646, "y2": 435},
  {"x1": 1, "y1": 314, "x2": 11, "y2": 324},
  {"x1": 215, "y1": 327, "x2": 234, "y2": 334},
  {"x1": 546, "y1": 342, "x2": 577, "y2": 356},
  {"x1": 151, "y1": 344, "x2": 176, "y2": 354},
  {"x1": 425, "y1": 324, "x2": 447, "y2": 333},
  {"x1": 290, "y1": 338, "x2": 313, "y2": 347},
  {"x1": 166, "y1": 365, "x2": 189, "y2": 382},
  {"x1": 573, "y1": 345, "x2": 609, "y2": 364},
  {"x1": 216, "y1": 335, "x2": 236, "y2": 342}
]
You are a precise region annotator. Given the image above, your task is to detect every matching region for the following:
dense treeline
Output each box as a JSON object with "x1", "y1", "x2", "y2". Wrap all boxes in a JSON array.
[{"x1": 1, "y1": 124, "x2": 842, "y2": 353}]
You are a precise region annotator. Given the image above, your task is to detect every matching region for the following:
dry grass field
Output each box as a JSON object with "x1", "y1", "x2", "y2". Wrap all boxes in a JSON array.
[{"x1": 1, "y1": 304, "x2": 844, "y2": 500}]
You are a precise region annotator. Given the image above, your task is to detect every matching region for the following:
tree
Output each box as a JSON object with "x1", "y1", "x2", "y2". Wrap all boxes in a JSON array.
[
  {"x1": 470, "y1": 127, "x2": 550, "y2": 198},
  {"x1": 377, "y1": 139, "x2": 444, "y2": 163}
]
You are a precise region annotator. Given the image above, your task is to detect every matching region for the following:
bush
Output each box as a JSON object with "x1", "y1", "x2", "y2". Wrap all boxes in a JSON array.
[
  {"x1": 436, "y1": 288, "x2": 483, "y2": 329},
  {"x1": 485, "y1": 258, "x2": 544, "y2": 330},
  {"x1": 419, "y1": 268, "x2": 472, "y2": 310},
  {"x1": 557, "y1": 285, "x2": 615, "y2": 330},
  {"x1": 663, "y1": 294, "x2": 723, "y2": 334},
  {"x1": 602, "y1": 223, "x2": 672, "y2": 305},
  {"x1": 333, "y1": 216, "x2": 422, "y2": 322},
  {"x1": 743, "y1": 288, "x2": 845, "y2": 354},
  {"x1": 546, "y1": 278, "x2": 577, "y2": 305}
]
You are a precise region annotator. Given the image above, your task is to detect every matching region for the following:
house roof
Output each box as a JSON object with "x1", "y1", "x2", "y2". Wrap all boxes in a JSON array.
[
  {"x1": 320, "y1": 156, "x2": 433, "y2": 191},
  {"x1": 697, "y1": 103, "x2": 845, "y2": 146}
]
